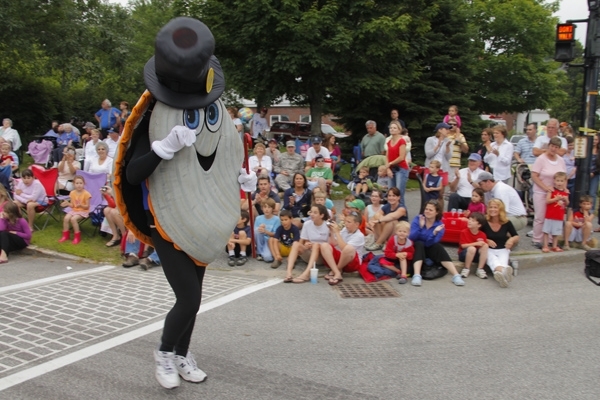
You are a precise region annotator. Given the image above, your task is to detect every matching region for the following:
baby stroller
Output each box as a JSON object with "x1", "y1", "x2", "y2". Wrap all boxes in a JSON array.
[{"x1": 514, "y1": 163, "x2": 534, "y2": 220}]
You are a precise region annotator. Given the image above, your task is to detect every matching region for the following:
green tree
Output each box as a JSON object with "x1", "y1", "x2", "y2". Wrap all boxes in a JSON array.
[
  {"x1": 184, "y1": 0, "x2": 433, "y2": 135},
  {"x1": 469, "y1": 0, "x2": 562, "y2": 113}
]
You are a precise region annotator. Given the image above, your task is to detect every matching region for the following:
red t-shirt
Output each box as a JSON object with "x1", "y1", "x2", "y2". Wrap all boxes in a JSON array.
[
  {"x1": 458, "y1": 228, "x2": 487, "y2": 254},
  {"x1": 545, "y1": 188, "x2": 569, "y2": 221},
  {"x1": 387, "y1": 137, "x2": 409, "y2": 170}
]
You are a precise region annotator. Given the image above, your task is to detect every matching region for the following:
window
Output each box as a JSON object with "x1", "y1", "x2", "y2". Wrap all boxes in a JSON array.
[
  {"x1": 299, "y1": 115, "x2": 311, "y2": 123},
  {"x1": 270, "y1": 115, "x2": 290, "y2": 124}
]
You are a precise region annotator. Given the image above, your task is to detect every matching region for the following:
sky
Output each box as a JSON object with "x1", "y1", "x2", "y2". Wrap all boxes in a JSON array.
[{"x1": 109, "y1": 0, "x2": 589, "y2": 42}]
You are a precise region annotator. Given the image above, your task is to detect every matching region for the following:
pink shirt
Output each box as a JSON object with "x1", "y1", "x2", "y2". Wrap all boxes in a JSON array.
[{"x1": 531, "y1": 153, "x2": 566, "y2": 194}]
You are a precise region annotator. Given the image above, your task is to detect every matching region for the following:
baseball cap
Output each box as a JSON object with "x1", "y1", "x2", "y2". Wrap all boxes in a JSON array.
[
  {"x1": 286, "y1": 140, "x2": 295, "y2": 147},
  {"x1": 346, "y1": 199, "x2": 365, "y2": 211},
  {"x1": 107, "y1": 128, "x2": 117, "y2": 134},
  {"x1": 434, "y1": 122, "x2": 452, "y2": 132},
  {"x1": 83, "y1": 122, "x2": 96, "y2": 129},
  {"x1": 468, "y1": 153, "x2": 482, "y2": 162},
  {"x1": 476, "y1": 171, "x2": 494, "y2": 182},
  {"x1": 312, "y1": 137, "x2": 322, "y2": 144},
  {"x1": 268, "y1": 138, "x2": 277, "y2": 144}
]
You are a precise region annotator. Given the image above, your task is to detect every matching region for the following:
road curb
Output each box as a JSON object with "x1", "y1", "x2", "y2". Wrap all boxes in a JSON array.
[
  {"x1": 510, "y1": 249, "x2": 585, "y2": 269},
  {"x1": 23, "y1": 245, "x2": 99, "y2": 264}
]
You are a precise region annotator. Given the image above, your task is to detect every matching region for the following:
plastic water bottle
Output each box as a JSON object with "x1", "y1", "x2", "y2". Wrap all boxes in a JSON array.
[
  {"x1": 511, "y1": 259, "x2": 519, "y2": 276},
  {"x1": 451, "y1": 208, "x2": 457, "y2": 218},
  {"x1": 457, "y1": 209, "x2": 463, "y2": 216},
  {"x1": 310, "y1": 263, "x2": 318, "y2": 284}
]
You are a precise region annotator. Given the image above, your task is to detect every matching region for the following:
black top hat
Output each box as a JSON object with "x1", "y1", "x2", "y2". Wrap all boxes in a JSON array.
[{"x1": 144, "y1": 17, "x2": 225, "y2": 110}]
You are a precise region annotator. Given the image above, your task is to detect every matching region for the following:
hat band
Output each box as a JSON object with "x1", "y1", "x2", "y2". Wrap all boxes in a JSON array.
[{"x1": 156, "y1": 73, "x2": 207, "y2": 95}]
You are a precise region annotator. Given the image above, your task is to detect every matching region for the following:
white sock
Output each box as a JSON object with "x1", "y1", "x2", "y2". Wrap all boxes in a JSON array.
[
  {"x1": 240, "y1": 251, "x2": 246, "y2": 256},
  {"x1": 228, "y1": 250, "x2": 235, "y2": 256}
]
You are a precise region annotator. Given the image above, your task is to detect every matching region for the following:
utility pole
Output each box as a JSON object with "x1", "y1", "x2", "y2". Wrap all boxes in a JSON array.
[{"x1": 570, "y1": 1, "x2": 600, "y2": 208}]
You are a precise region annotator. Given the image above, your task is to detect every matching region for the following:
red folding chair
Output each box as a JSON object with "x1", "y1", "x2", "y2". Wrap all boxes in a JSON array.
[{"x1": 30, "y1": 165, "x2": 61, "y2": 230}]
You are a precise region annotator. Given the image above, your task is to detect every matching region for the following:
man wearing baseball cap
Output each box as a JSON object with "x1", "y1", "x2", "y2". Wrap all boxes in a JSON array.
[
  {"x1": 274, "y1": 141, "x2": 305, "y2": 190},
  {"x1": 304, "y1": 136, "x2": 331, "y2": 171},
  {"x1": 447, "y1": 153, "x2": 485, "y2": 211},
  {"x1": 477, "y1": 171, "x2": 528, "y2": 231}
]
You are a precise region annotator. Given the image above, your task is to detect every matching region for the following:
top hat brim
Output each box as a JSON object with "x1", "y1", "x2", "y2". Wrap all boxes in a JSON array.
[{"x1": 143, "y1": 55, "x2": 225, "y2": 110}]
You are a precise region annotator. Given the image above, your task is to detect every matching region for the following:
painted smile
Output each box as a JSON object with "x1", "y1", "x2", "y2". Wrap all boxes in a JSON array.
[{"x1": 196, "y1": 138, "x2": 219, "y2": 171}]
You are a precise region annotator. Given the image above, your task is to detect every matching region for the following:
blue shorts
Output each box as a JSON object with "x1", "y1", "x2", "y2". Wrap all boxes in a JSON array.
[{"x1": 458, "y1": 248, "x2": 480, "y2": 263}]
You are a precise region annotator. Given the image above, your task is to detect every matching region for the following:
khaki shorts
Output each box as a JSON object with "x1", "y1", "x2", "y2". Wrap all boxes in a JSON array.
[{"x1": 278, "y1": 243, "x2": 291, "y2": 257}]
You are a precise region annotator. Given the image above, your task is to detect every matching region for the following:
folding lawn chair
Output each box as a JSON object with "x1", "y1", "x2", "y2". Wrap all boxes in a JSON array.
[
  {"x1": 29, "y1": 165, "x2": 61, "y2": 230},
  {"x1": 61, "y1": 170, "x2": 107, "y2": 236}
]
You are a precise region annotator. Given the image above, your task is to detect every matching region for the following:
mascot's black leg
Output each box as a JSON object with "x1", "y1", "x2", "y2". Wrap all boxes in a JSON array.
[{"x1": 151, "y1": 229, "x2": 206, "y2": 354}]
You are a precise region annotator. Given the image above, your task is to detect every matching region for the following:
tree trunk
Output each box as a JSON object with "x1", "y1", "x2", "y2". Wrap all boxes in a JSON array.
[{"x1": 309, "y1": 90, "x2": 323, "y2": 137}]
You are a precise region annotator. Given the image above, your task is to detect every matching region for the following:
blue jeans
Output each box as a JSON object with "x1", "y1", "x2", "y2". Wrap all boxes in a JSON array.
[
  {"x1": 125, "y1": 239, "x2": 160, "y2": 263},
  {"x1": 393, "y1": 168, "x2": 409, "y2": 208},
  {"x1": 589, "y1": 174, "x2": 599, "y2": 211},
  {"x1": 254, "y1": 230, "x2": 274, "y2": 262}
]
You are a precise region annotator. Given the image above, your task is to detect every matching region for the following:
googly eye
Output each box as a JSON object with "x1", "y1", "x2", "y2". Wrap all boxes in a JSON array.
[
  {"x1": 205, "y1": 102, "x2": 222, "y2": 132},
  {"x1": 183, "y1": 109, "x2": 204, "y2": 132}
]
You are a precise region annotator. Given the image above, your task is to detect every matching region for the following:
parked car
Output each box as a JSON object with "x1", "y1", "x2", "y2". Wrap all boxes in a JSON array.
[
  {"x1": 265, "y1": 122, "x2": 338, "y2": 141},
  {"x1": 510, "y1": 134, "x2": 525, "y2": 145}
]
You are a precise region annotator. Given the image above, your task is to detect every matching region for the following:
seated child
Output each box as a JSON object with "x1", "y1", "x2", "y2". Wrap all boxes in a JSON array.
[
  {"x1": 226, "y1": 211, "x2": 252, "y2": 266},
  {"x1": 370, "y1": 165, "x2": 392, "y2": 192},
  {"x1": 312, "y1": 187, "x2": 336, "y2": 220},
  {"x1": 0, "y1": 142, "x2": 15, "y2": 168},
  {"x1": 346, "y1": 198, "x2": 366, "y2": 234},
  {"x1": 563, "y1": 194, "x2": 593, "y2": 251},
  {"x1": 458, "y1": 212, "x2": 488, "y2": 279},
  {"x1": 268, "y1": 210, "x2": 300, "y2": 269},
  {"x1": 59, "y1": 175, "x2": 91, "y2": 245},
  {"x1": 542, "y1": 172, "x2": 569, "y2": 253},
  {"x1": 253, "y1": 198, "x2": 281, "y2": 263},
  {"x1": 463, "y1": 188, "x2": 486, "y2": 218},
  {"x1": 368, "y1": 221, "x2": 414, "y2": 283},
  {"x1": 424, "y1": 160, "x2": 442, "y2": 201},
  {"x1": 13, "y1": 169, "x2": 48, "y2": 230},
  {"x1": 306, "y1": 155, "x2": 333, "y2": 193},
  {"x1": 364, "y1": 189, "x2": 384, "y2": 236},
  {"x1": 353, "y1": 166, "x2": 370, "y2": 196},
  {"x1": 313, "y1": 191, "x2": 333, "y2": 219}
]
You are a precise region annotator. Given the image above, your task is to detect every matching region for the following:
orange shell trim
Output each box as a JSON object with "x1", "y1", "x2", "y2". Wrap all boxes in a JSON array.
[{"x1": 113, "y1": 90, "x2": 207, "y2": 267}]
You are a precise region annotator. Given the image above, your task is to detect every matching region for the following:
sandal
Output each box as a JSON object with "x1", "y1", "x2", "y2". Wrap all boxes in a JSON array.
[
  {"x1": 292, "y1": 278, "x2": 309, "y2": 284},
  {"x1": 106, "y1": 237, "x2": 121, "y2": 247},
  {"x1": 328, "y1": 277, "x2": 343, "y2": 286},
  {"x1": 323, "y1": 273, "x2": 335, "y2": 281},
  {"x1": 552, "y1": 247, "x2": 563, "y2": 253},
  {"x1": 541, "y1": 246, "x2": 550, "y2": 253},
  {"x1": 283, "y1": 277, "x2": 294, "y2": 283}
]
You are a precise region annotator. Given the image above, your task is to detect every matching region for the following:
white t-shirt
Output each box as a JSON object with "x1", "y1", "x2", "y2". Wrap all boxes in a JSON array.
[
  {"x1": 340, "y1": 228, "x2": 365, "y2": 260},
  {"x1": 484, "y1": 181, "x2": 527, "y2": 217},
  {"x1": 304, "y1": 146, "x2": 331, "y2": 163},
  {"x1": 251, "y1": 114, "x2": 268, "y2": 139},
  {"x1": 484, "y1": 140, "x2": 514, "y2": 181},
  {"x1": 456, "y1": 167, "x2": 483, "y2": 198},
  {"x1": 84, "y1": 156, "x2": 114, "y2": 180},
  {"x1": 84, "y1": 140, "x2": 101, "y2": 163},
  {"x1": 300, "y1": 220, "x2": 330, "y2": 243},
  {"x1": 248, "y1": 155, "x2": 272, "y2": 174},
  {"x1": 533, "y1": 136, "x2": 567, "y2": 152},
  {"x1": 104, "y1": 137, "x2": 119, "y2": 158}
]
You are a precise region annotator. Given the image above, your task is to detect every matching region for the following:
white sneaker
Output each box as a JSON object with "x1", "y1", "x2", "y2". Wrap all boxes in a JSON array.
[
  {"x1": 493, "y1": 270, "x2": 508, "y2": 288},
  {"x1": 154, "y1": 350, "x2": 180, "y2": 389},
  {"x1": 331, "y1": 182, "x2": 340, "y2": 187},
  {"x1": 174, "y1": 352, "x2": 207, "y2": 383},
  {"x1": 526, "y1": 230, "x2": 533, "y2": 237},
  {"x1": 476, "y1": 269, "x2": 487, "y2": 279},
  {"x1": 460, "y1": 268, "x2": 470, "y2": 278}
]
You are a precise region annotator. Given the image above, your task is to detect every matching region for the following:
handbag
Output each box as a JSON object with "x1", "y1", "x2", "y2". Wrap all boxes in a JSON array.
[
  {"x1": 584, "y1": 250, "x2": 600, "y2": 286},
  {"x1": 421, "y1": 258, "x2": 448, "y2": 280}
]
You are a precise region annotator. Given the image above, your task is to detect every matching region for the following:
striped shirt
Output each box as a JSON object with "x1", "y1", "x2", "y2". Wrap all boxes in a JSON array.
[{"x1": 514, "y1": 137, "x2": 536, "y2": 165}]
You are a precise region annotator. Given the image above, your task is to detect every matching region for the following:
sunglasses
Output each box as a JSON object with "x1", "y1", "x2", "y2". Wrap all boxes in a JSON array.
[{"x1": 349, "y1": 211, "x2": 360, "y2": 217}]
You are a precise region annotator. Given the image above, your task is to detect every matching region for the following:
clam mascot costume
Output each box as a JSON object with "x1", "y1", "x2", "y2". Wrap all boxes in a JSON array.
[{"x1": 114, "y1": 17, "x2": 256, "y2": 389}]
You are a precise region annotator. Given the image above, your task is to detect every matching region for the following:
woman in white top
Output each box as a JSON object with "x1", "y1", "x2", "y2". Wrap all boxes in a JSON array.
[
  {"x1": 248, "y1": 142, "x2": 272, "y2": 177},
  {"x1": 424, "y1": 123, "x2": 452, "y2": 173},
  {"x1": 484, "y1": 125, "x2": 514, "y2": 183},
  {"x1": 84, "y1": 129, "x2": 102, "y2": 166},
  {"x1": 284, "y1": 204, "x2": 330, "y2": 283},
  {"x1": 57, "y1": 146, "x2": 81, "y2": 193},
  {"x1": 84, "y1": 141, "x2": 113, "y2": 184}
]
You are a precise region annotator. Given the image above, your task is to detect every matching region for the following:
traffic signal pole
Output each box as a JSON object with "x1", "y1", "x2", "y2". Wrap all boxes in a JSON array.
[{"x1": 571, "y1": 2, "x2": 599, "y2": 208}]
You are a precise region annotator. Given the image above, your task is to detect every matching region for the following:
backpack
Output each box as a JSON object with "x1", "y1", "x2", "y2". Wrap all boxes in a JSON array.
[
  {"x1": 584, "y1": 250, "x2": 600, "y2": 286},
  {"x1": 421, "y1": 258, "x2": 448, "y2": 280}
]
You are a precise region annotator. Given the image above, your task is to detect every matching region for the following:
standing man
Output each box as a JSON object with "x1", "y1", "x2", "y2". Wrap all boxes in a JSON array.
[
  {"x1": 250, "y1": 107, "x2": 269, "y2": 144},
  {"x1": 514, "y1": 123, "x2": 538, "y2": 165},
  {"x1": 477, "y1": 172, "x2": 528, "y2": 231},
  {"x1": 94, "y1": 99, "x2": 121, "y2": 138},
  {"x1": 390, "y1": 109, "x2": 406, "y2": 129},
  {"x1": 104, "y1": 128, "x2": 120, "y2": 158},
  {"x1": 274, "y1": 141, "x2": 305, "y2": 191},
  {"x1": 447, "y1": 154, "x2": 484, "y2": 211},
  {"x1": 360, "y1": 120, "x2": 386, "y2": 176},
  {"x1": 533, "y1": 118, "x2": 567, "y2": 157}
]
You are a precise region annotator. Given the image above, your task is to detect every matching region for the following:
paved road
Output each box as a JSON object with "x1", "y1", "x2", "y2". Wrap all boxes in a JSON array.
[{"x1": 1, "y1": 251, "x2": 599, "y2": 399}]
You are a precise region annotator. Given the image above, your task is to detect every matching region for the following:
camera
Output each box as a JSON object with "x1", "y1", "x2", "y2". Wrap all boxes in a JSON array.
[{"x1": 101, "y1": 186, "x2": 108, "y2": 192}]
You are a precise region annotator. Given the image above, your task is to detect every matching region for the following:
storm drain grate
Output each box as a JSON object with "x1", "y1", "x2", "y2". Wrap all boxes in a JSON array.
[{"x1": 335, "y1": 282, "x2": 400, "y2": 299}]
